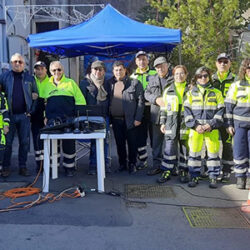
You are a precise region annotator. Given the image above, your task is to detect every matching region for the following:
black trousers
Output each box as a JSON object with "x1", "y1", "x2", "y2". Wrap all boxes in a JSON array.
[
  {"x1": 136, "y1": 106, "x2": 153, "y2": 162},
  {"x1": 112, "y1": 117, "x2": 138, "y2": 167}
]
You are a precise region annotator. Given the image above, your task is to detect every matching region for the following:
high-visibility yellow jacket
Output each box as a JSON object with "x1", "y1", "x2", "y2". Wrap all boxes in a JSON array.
[
  {"x1": 41, "y1": 74, "x2": 86, "y2": 120},
  {"x1": 130, "y1": 67, "x2": 156, "y2": 90},
  {"x1": 224, "y1": 79, "x2": 250, "y2": 129},
  {"x1": 160, "y1": 82, "x2": 189, "y2": 140},
  {"x1": 184, "y1": 84, "x2": 224, "y2": 129},
  {"x1": 0, "y1": 92, "x2": 9, "y2": 129}
]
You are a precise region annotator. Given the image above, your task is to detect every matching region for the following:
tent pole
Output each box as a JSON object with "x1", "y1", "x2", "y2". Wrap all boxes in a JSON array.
[{"x1": 178, "y1": 44, "x2": 182, "y2": 64}]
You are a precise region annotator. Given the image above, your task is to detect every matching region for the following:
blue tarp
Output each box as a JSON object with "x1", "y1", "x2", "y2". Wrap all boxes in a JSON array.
[{"x1": 27, "y1": 4, "x2": 181, "y2": 57}]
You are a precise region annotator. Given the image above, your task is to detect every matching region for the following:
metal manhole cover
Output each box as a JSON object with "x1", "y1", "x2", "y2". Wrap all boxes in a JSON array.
[
  {"x1": 183, "y1": 207, "x2": 250, "y2": 229},
  {"x1": 125, "y1": 184, "x2": 175, "y2": 199}
]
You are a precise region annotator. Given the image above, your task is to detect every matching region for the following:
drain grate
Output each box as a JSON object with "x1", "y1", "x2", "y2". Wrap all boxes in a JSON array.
[
  {"x1": 183, "y1": 207, "x2": 250, "y2": 229},
  {"x1": 125, "y1": 184, "x2": 175, "y2": 199}
]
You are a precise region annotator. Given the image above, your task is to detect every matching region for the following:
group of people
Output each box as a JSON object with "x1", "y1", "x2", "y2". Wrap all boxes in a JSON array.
[{"x1": 0, "y1": 51, "x2": 249, "y2": 191}]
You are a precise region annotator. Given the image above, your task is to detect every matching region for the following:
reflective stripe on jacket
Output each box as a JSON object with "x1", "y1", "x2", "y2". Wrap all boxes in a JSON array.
[
  {"x1": 184, "y1": 84, "x2": 225, "y2": 129},
  {"x1": 224, "y1": 80, "x2": 250, "y2": 128},
  {"x1": 212, "y1": 71, "x2": 235, "y2": 98},
  {"x1": 160, "y1": 82, "x2": 189, "y2": 140}
]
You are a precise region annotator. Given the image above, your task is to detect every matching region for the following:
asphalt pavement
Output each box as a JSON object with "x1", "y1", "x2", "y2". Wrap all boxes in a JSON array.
[{"x1": 0, "y1": 135, "x2": 249, "y2": 250}]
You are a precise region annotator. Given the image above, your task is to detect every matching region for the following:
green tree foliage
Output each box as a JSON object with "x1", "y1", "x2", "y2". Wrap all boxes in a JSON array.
[{"x1": 146, "y1": 0, "x2": 248, "y2": 75}]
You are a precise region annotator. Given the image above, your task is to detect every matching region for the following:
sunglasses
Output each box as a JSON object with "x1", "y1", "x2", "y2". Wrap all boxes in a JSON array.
[
  {"x1": 218, "y1": 60, "x2": 229, "y2": 64},
  {"x1": 197, "y1": 74, "x2": 209, "y2": 79},
  {"x1": 246, "y1": 66, "x2": 250, "y2": 70},
  {"x1": 12, "y1": 60, "x2": 23, "y2": 64},
  {"x1": 93, "y1": 67, "x2": 104, "y2": 71},
  {"x1": 51, "y1": 68, "x2": 62, "y2": 73}
]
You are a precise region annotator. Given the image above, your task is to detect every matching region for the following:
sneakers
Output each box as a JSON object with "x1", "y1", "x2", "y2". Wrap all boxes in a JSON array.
[
  {"x1": 188, "y1": 177, "x2": 199, "y2": 188},
  {"x1": 147, "y1": 168, "x2": 162, "y2": 176},
  {"x1": 157, "y1": 170, "x2": 171, "y2": 183},
  {"x1": 136, "y1": 161, "x2": 148, "y2": 170},
  {"x1": 171, "y1": 166, "x2": 178, "y2": 176},
  {"x1": 19, "y1": 167, "x2": 31, "y2": 177},
  {"x1": 209, "y1": 178, "x2": 217, "y2": 189},
  {"x1": 236, "y1": 177, "x2": 246, "y2": 189},
  {"x1": 179, "y1": 170, "x2": 189, "y2": 183},
  {"x1": 129, "y1": 163, "x2": 137, "y2": 174}
]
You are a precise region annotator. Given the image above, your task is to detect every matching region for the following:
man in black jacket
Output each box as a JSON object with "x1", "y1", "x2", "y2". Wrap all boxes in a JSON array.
[
  {"x1": 145, "y1": 56, "x2": 174, "y2": 176},
  {"x1": 0, "y1": 53, "x2": 38, "y2": 177},
  {"x1": 109, "y1": 61, "x2": 144, "y2": 174}
]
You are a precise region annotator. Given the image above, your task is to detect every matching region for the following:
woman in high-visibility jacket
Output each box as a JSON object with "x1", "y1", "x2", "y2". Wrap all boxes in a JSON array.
[
  {"x1": 184, "y1": 66, "x2": 224, "y2": 188},
  {"x1": 225, "y1": 58, "x2": 250, "y2": 189},
  {"x1": 157, "y1": 65, "x2": 190, "y2": 183}
]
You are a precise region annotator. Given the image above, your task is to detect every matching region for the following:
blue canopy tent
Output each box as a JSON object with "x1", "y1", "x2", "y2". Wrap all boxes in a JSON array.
[{"x1": 27, "y1": 4, "x2": 181, "y2": 58}]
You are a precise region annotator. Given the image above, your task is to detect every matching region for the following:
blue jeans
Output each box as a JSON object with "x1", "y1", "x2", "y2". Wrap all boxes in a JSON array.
[
  {"x1": 89, "y1": 118, "x2": 110, "y2": 168},
  {"x1": 3, "y1": 113, "x2": 30, "y2": 169}
]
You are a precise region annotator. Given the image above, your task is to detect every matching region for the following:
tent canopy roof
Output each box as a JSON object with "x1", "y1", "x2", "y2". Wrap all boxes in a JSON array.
[{"x1": 27, "y1": 4, "x2": 181, "y2": 57}]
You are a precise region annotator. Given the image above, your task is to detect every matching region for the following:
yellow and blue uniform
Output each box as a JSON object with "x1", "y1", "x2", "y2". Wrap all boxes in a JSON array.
[
  {"x1": 0, "y1": 92, "x2": 9, "y2": 168},
  {"x1": 31, "y1": 75, "x2": 49, "y2": 169},
  {"x1": 42, "y1": 74, "x2": 86, "y2": 171},
  {"x1": 224, "y1": 78, "x2": 250, "y2": 178},
  {"x1": 160, "y1": 81, "x2": 189, "y2": 173},
  {"x1": 130, "y1": 67, "x2": 156, "y2": 167},
  {"x1": 212, "y1": 71, "x2": 236, "y2": 174},
  {"x1": 184, "y1": 83, "x2": 224, "y2": 178}
]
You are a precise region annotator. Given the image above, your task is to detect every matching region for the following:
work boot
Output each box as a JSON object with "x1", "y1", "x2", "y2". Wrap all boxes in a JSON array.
[
  {"x1": 245, "y1": 177, "x2": 250, "y2": 189},
  {"x1": 1, "y1": 168, "x2": 10, "y2": 178},
  {"x1": 221, "y1": 172, "x2": 231, "y2": 183},
  {"x1": 188, "y1": 177, "x2": 199, "y2": 188},
  {"x1": 129, "y1": 163, "x2": 137, "y2": 174},
  {"x1": 236, "y1": 177, "x2": 246, "y2": 189},
  {"x1": 171, "y1": 166, "x2": 178, "y2": 176},
  {"x1": 157, "y1": 170, "x2": 171, "y2": 183},
  {"x1": 136, "y1": 160, "x2": 148, "y2": 170},
  {"x1": 179, "y1": 170, "x2": 189, "y2": 183},
  {"x1": 118, "y1": 164, "x2": 127, "y2": 172},
  {"x1": 147, "y1": 168, "x2": 162, "y2": 176},
  {"x1": 209, "y1": 178, "x2": 217, "y2": 189},
  {"x1": 19, "y1": 167, "x2": 31, "y2": 177}
]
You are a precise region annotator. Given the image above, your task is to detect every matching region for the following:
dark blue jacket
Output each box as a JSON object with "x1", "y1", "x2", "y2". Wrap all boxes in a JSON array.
[
  {"x1": 79, "y1": 76, "x2": 111, "y2": 116},
  {"x1": 0, "y1": 70, "x2": 38, "y2": 114}
]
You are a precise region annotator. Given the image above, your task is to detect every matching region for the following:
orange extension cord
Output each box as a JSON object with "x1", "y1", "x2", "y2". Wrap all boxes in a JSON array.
[{"x1": 0, "y1": 164, "x2": 82, "y2": 213}]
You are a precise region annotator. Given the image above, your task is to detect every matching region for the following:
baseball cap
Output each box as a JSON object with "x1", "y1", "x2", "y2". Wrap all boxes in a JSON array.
[
  {"x1": 34, "y1": 61, "x2": 46, "y2": 68},
  {"x1": 135, "y1": 51, "x2": 147, "y2": 58},
  {"x1": 153, "y1": 56, "x2": 167, "y2": 67},
  {"x1": 91, "y1": 60, "x2": 105, "y2": 69},
  {"x1": 217, "y1": 53, "x2": 230, "y2": 61}
]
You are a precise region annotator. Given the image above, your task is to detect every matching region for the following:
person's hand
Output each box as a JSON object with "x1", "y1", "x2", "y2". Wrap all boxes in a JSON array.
[
  {"x1": 3, "y1": 125, "x2": 9, "y2": 135},
  {"x1": 32, "y1": 93, "x2": 38, "y2": 100},
  {"x1": 202, "y1": 124, "x2": 212, "y2": 132},
  {"x1": 226, "y1": 126, "x2": 235, "y2": 136},
  {"x1": 134, "y1": 120, "x2": 141, "y2": 127},
  {"x1": 44, "y1": 117, "x2": 48, "y2": 125},
  {"x1": 156, "y1": 97, "x2": 164, "y2": 107},
  {"x1": 195, "y1": 125, "x2": 204, "y2": 134},
  {"x1": 25, "y1": 112, "x2": 31, "y2": 117},
  {"x1": 160, "y1": 124, "x2": 166, "y2": 134}
]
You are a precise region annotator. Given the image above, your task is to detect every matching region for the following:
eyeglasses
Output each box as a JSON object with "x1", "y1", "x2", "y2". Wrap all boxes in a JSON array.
[
  {"x1": 12, "y1": 60, "x2": 23, "y2": 64},
  {"x1": 197, "y1": 74, "x2": 209, "y2": 79},
  {"x1": 218, "y1": 60, "x2": 229, "y2": 64},
  {"x1": 51, "y1": 68, "x2": 62, "y2": 73}
]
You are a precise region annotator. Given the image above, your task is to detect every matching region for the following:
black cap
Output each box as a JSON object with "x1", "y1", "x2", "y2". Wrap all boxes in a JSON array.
[
  {"x1": 217, "y1": 53, "x2": 230, "y2": 61},
  {"x1": 135, "y1": 51, "x2": 148, "y2": 58},
  {"x1": 34, "y1": 61, "x2": 46, "y2": 68}
]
